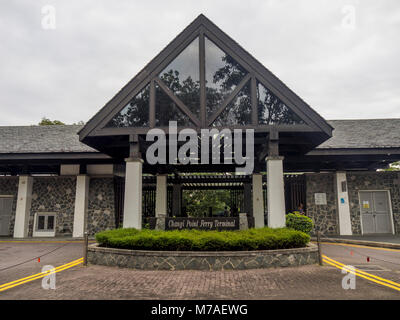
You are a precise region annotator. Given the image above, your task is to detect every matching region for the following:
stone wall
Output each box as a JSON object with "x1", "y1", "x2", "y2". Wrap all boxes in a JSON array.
[
  {"x1": 0, "y1": 177, "x2": 19, "y2": 236},
  {"x1": 30, "y1": 177, "x2": 76, "y2": 236},
  {"x1": 88, "y1": 244, "x2": 319, "y2": 271},
  {"x1": 347, "y1": 171, "x2": 400, "y2": 234},
  {"x1": 87, "y1": 178, "x2": 116, "y2": 235},
  {"x1": 305, "y1": 173, "x2": 339, "y2": 235}
]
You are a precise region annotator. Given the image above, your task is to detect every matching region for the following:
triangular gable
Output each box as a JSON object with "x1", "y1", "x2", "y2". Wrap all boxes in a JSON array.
[{"x1": 79, "y1": 14, "x2": 332, "y2": 141}]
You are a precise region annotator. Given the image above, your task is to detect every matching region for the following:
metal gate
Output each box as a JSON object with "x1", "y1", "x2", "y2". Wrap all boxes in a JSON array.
[
  {"x1": 113, "y1": 174, "x2": 307, "y2": 225},
  {"x1": 284, "y1": 174, "x2": 306, "y2": 213},
  {"x1": 143, "y1": 188, "x2": 156, "y2": 218},
  {"x1": 230, "y1": 189, "x2": 244, "y2": 216},
  {"x1": 114, "y1": 177, "x2": 159, "y2": 227},
  {"x1": 359, "y1": 191, "x2": 393, "y2": 234},
  {"x1": 113, "y1": 176, "x2": 125, "y2": 228},
  {"x1": 0, "y1": 197, "x2": 13, "y2": 236}
]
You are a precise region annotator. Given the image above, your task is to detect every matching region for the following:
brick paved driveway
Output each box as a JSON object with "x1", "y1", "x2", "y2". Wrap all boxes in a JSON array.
[
  {"x1": 0, "y1": 241, "x2": 399, "y2": 299},
  {"x1": 1, "y1": 263, "x2": 399, "y2": 300}
]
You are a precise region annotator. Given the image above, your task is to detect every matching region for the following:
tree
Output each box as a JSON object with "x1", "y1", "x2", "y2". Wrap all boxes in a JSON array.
[
  {"x1": 38, "y1": 117, "x2": 65, "y2": 125},
  {"x1": 183, "y1": 189, "x2": 231, "y2": 217},
  {"x1": 383, "y1": 161, "x2": 400, "y2": 171}
]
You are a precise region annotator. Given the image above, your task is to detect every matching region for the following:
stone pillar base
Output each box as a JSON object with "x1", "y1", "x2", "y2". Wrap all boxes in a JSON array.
[
  {"x1": 239, "y1": 213, "x2": 248, "y2": 230},
  {"x1": 155, "y1": 214, "x2": 166, "y2": 230}
]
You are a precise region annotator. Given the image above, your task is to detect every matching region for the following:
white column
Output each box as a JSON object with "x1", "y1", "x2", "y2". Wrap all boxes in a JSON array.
[
  {"x1": 336, "y1": 172, "x2": 352, "y2": 235},
  {"x1": 123, "y1": 158, "x2": 143, "y2": 229},
  {"x1": 267, "y1": 157, "x2": 286, "y2": 228},
  {"x1": 13, "y1": 175, "x2": 33, "y2": 238},
  {"x1": 252, "y1": 173, "x2": 265, "y2": 228},
  {"x1": 155, "y1": 174, "x2": 168, "y2": 217},
  {"x1": 72, "y1": 174, "x2": 90, "y2": 238}
]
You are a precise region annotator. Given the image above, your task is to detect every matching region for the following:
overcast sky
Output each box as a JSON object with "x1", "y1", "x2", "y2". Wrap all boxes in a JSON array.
[{"x1": 0, "y1": 0, "x2": 399, "y2": 126}]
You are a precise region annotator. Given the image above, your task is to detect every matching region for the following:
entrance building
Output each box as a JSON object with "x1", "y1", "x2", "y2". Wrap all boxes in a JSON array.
[{"x1": 1, "y1": 15, "x2": 400, "y2": 237}]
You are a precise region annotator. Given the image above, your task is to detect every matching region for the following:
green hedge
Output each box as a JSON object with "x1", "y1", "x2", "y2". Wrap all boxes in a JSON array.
[
  {"x1": 286, "y1": 213, "x2": 314, "y2": 234},
  {"x1": 95, "y1": 227, "x2": 310, "y2": 251}
]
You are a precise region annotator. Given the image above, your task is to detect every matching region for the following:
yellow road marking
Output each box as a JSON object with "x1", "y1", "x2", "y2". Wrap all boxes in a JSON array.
[
  {"x1": 0, "y1": 260, "x2": 83, "y2": 292},
  {"x1": 0, "y1": 257, "x2": 83, "y2": 289},
  {"x1": 322, "y1": 254, "x2": 400, "y2": 292},
  {"x1": 318, "y1": 241, "x2": 400, "y2": 252},
  {"x1": 0, "y1": 258, "x2": 83, "y2": 292},
  {"x1": 323, "y1": 255, "x2": 400, "y2": 288}
]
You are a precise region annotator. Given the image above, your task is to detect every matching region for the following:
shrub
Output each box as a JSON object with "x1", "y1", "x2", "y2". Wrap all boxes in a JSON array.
[
  {"x1": 95, "y1": 227, "x2": 310, "y2": 251},
  {"x1": 286, "y1": 213, "x2": 313, "y2": 234}
]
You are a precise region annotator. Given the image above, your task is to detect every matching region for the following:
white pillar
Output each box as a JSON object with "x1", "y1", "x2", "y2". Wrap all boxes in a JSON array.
[
  {"x1": 155, "y1": 174, "x2": 168, "y2": 217},
  {"x1": 123, "y1": 158, "x2": 143, "y2": 229},
  {"x1": 72, "y1": 175, "x2": 90, "y2": 238},
  {"x1": 336, "y1": 172, "x2": 352, "y2": 235},
  {"x1": 13, "y1": 175, "x2": 33, "y2": 238},
  {"x1": 252, "y1": 173, "x2": 265, "y2": 228},
  {"x1": 267, "y1": 157, "x2": 286, "y2": 228}
]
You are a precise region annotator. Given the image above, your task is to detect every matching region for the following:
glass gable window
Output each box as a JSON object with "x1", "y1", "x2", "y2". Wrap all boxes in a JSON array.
[
  {"x1": 205, "y1": 37, "x2": 248, "y2": 118},
  {"x1": 159, "y1": 37, "x2": 200, "y2": 117},
  {"x1": 212, "y1": 81, "x2": 252, "y2": 126},
  {"x1": 106, "y1": 84, "x2": 150, "y2": 127},
  {"x1": 257, "y1": 81, "x2": 304, "y2": 125},
  {"x1": 102, "y1": 33, "x2": 308, "y2": 130},
  {"x1": 155, "y1": 84, "x2": 195, "y2": 127}
]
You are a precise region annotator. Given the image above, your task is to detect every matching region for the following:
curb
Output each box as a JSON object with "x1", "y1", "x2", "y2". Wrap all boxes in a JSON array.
[
  {"x1": 311, "y1": 237, "x2": 400, "y2": 250},
  {"x1": 88, "y1": 243, "x2": 319, "y2": 271}
]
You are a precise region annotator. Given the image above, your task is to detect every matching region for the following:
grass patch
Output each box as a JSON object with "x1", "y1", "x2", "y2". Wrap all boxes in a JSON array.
[{"x1": 95, "y1": 227, "x2": 310, "y2": 251}]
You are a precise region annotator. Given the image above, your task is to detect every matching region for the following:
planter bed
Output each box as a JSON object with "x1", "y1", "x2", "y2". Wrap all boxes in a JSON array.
[{"x1": 87, "y1": 243, "x2": 319, "y2": 271}]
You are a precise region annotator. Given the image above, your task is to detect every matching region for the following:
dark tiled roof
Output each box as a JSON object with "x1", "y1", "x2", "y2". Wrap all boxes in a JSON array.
[
  {"x1": 0, "y1": 125, "x2": 96, "y2": 153},
  {"x1": 0, "y1": 119, "x2": 399, "y2": 154},
  {"x1": 317, "y1": 119, "x2": 400, "y2": 149}
]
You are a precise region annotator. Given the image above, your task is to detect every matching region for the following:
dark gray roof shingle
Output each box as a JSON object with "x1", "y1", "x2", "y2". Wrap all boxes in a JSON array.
[
  {"x1": 317, "y1": 119, "x2": 400, "y2": 149},
  {"x1": 1, "y1": 119, "x2": 399, "y2": 154},
  {"x1": 0, "y1": 125, "x2": 96, "y2": 153}
]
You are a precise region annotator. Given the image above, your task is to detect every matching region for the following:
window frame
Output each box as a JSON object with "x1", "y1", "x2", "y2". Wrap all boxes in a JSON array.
[{"x1": 33, "y1": 212, "x2": 56, "y2": 237}]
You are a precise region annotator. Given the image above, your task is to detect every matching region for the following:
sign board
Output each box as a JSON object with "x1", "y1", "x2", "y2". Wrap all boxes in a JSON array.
[
  {"x1": 314, "y1": 193, "x2": 327, "y2": 205},
  {"x1": 362, "y1": 200, "x2": 370, "y2": 209},
  {"x1": 165, "y1": 217, "x2": 239, "y2": 230}
]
